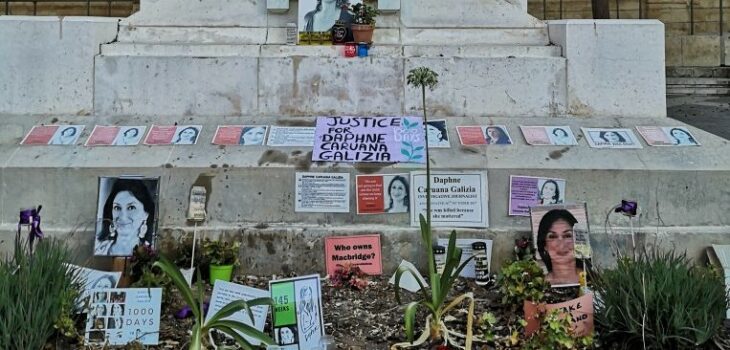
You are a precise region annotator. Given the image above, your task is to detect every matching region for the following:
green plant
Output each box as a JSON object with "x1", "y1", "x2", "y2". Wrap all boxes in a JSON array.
[
  {"x1": 0, "y1": 239, "x2": 82, "y2": 349},
  {"x1": 593, "y1": 247, "x2": 728, "y2": 350},
  {"x1": 522, "y1": 309, "x2": 593, "y2": 350},
  {"x1": 497, "y1": 259, "x2": 550, "y2": 307},
  {"x1": 350, "y1": 2, "x2": 379, "y2": 25},
  {"x1": 128, "y1": 243, "x2": 160, "y2": 282},
  {"x1": 53, "y1": 283, "x2": 82, "y2": 340},
  {"x1": 330, "y1": 262, "x2": 369, "y2": 290},
  {"x1": 153, "y1": 257, "x2": 275, "y2": 350},
  {"x1": 203, "y1": 239, "x2": 240, "y2": 266}
]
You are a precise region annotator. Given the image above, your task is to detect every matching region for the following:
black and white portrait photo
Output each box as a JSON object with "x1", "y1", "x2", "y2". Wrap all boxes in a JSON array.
[
  {"x1": 582, "y1": 128, "x2": 642, "y2": 149},
  {"x1": 172, "y1": 125, "x2": 202, "y2": 145},
  {"x1": 50, "y1": 125, "x2": 84, "y2": 145},
  {"x1": 426, "y1": 120, "x2": 450, "y2": 148},
  {"x1": 94, "y1": 177, "x2": 159, "y2": 256},
  {"x1": 299, "y1": 0, "x2": 360, "y2": 33},
  {"x1": 113, "y1": 126, "x2": 146, "y2": 146}
]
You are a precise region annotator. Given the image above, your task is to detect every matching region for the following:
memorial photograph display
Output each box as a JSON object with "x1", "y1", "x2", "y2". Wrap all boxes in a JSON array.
[
  {"x1": 21, "y1": 125, "x2": 85, "y2": 145},
  {"x1": 144, "y1": 125, "x2": 203, "y2": 145},
  {"x1": 520, "y1": 126, "x2": 578, "y2": 146},
  {"x1": 455, "y1": 125, "x2": 513, "y2": 145},
  {"x1": 425, "y1": 120, "x2": 451, "y2": 148},
  {"x1": 86, "y1": 126, "x2": 146, "y2": 146},
  {"x1": 636, "y1": 126, "x2": 701, "y2": 146},
  {"x1": 212, "y1": 125, "x2": 269, "y2": 145},
  {"x1": 356, "y1": 174, "x2": 410, "y2": 214},
  {"x1": 509, "y1": 175, "x2": 567, "y2": 216},
  {"x1": 582, "y1": 128, "x2": 642, "y2": 149}
]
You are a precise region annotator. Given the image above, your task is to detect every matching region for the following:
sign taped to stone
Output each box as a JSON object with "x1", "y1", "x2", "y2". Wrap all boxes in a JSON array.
[
  {"x1": 312, "y1": 116, "x2": 426, "y2": 163},
  {"x1": 85, "y1": 288, "x2": 162, "y2": 346},
  {"x1": 356, "y1": 174, "x2": 410, "y2": 214},
  {"x1": 324, "y1": 234, "x2": 382, "y2": 276},
  {"x1": 144, "y1": 125, "x2": 202, "y2": 145},
  {"x1": 295, "y1": 172, "x2": 350, "y2": 213},
  {"x1": 410, "y1": 171, "x2": 489, "y2": 228},
  {"x1": 269, "y1": 274, "x2": 324, "y2": 349},
  {"x1": 520, "y1": 126, "x2": 577, "y2": 146},
  {"x1": 636, "y1": 126, "x2": 700, "y2": 146},
  {"x1": 21, "y1": 125, "x2": 85, "y2": 145},
  {"x1": 86, "y1": 126, "x2": 146, "y2": 146},
  {"x1": 267, "y1": 126, "x2": 316, "y2": 147},
  {"x1": 212, "y1": 125, "x2": 268, "y2": 145},
  {"x1": 509, "y1": 175, "x2": 567, "y2": 216},
  {"x1": 582, "y1": 128, "x2": 642, "y2": 149}
]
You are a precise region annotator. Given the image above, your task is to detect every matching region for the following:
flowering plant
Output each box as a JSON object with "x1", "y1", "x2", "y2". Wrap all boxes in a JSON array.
[{"x1": 330, "y1": 262, "x2": 369, "y2": 290}]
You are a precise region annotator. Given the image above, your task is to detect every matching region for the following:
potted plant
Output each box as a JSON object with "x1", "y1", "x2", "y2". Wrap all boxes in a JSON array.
[
  {"x1": 349, "y1": 2, "x2": 378, "y2": 43},
  {"x1": 203, "y1": 239, "x2": 240, "y2": 285}
]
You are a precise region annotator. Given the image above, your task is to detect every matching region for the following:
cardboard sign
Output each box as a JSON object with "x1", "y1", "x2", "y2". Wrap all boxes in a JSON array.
[
  {"x1": 86, "y1": 126, "x2": 146, "y2": 146},
  {"x1": 524, "y1": 294, "x2": 594, "y2": 337},
  {"x1": 636, "y1": 126, "x2": 700, "y2": 146},
  {"x1": 324, "y1": 234, "x2": 382, "y2": 276},
  {"x1": 85, "y1": 288, "x2": 162, "y2": 346},
  {"x1": 206, "y1": 281, "x2": 270, "y2": 346},
  {"x1": 212, "y1": 125, "x2": 268, "y2": 145},
  {"x1": 582, "y1": 128, "x2": 642, "y2": 149},
  {"x1": 295, "y1": 172, "x2": 350, "y2": 213},
  {"x1": 436, "y1": 238, "x2": 493, "y2": 278},
  {"x1": 356, "y1": 174, "x2": 409, "y2": 214},
  {"x1": 267, "y1": 126, "x2": 316, "y2": 147},
  {"x1": 312, "y1": 116, "x2": 426, "y2": 163},
  {"x1": 509, "y1": 176, "x2": 567, "y2": 216},
  {"x1": 530, "y1": 203, "x2": 591, "y2": 288},
  {"x1": 270, "y1": 275, "x2": 324, "y2": 349},
  {"x1": 520, "y1": 126, "x2": 577, "y2": 146},
  {"x1": 388, "y1": 260, "x2": 429, "y2": 293},
  {"x1": 410, "y1": 171, "x2": 489, "y2": 228},
  {"x1": 21, "y1": 125, "x2": 59, "y2": 145},
  {"x1": 426, "y1": 120, "x2": 451, "y2": 148},
  {"x1": 144, "y1": 125, "x2": 202, "y2": 145}
]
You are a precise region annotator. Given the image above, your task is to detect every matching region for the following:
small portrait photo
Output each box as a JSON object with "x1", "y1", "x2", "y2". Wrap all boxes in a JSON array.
[
  {"x1": 92, "y1": 304, "x2": 107, "y2": 318},
  {"x1": 172, "y1": 125, "x2": 201, "y2": 145},
  {"x1": 383, "y1": 174, "x2": 409, "y2": 214},
  {"x1": 583, "y1": 128, "x2": 642, "y2": 149},
  {"x1": 426, "y1": 120, "x2": 450, "y2": 148},
  {"x1": 483, "y1": 125, "x2": 512, "y2": 145},
  {"x1": 276, "y1": 326, "x2": 298, "y2": 345},
  {"x1": 93, "y1": 292, "x2": 108, "y2": 303},
  {"x1": 110, "y1": 303, "x2": 124, "y2": 317},
  {"x1": 667, "y1": 127, "x2": 699, "y2": 146},
  {"x1": 107, "y1": 317, "x2": 122, "y2": 329},
  {"x1": 50, "y1": 125, "x2": 84, "y2": 145},
  {"x1": 88, "y1": 330, "x2": 106, "y2": 343},
  {"x1": 94, "y1": 177, "x2": 160, "y2": 257},
  {"x1": 530, "y1": 204, "x2": 592, "y2": 288},
  {"x1": 113, "y1": 126, "x2": 146, "y2": 146},
  {"x1": 547, "y1": 127, "x2": 577, "y2": 146},
  {"x1": 537, "y1": 179, "x2": 565, "y2": 205},
  {"x1": 94, "y1": 317, "x2": 107, "y2": 330},
  {"x1": 239, "y1": 126, "x2": 268, "y2": 145},
  {"x1": 110, "y1": 292, "x2": 125, "y2": 303}
]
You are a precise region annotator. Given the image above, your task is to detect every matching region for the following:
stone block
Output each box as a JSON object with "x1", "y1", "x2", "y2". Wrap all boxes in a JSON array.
[
  {"x1": 665, "y1": 35, "x2": 683, "y2": 66},
  {"x1": 548, "y1": 20, "x2": 666, "y2": 118},
  {"x1": 128, "y1": 0, "x2": 267, "y2": 27},
  {"x1": 682, "y1": 35, "x2": 721, "y2": 66},
  {"x1": 267, "y1": 0, "x2": 289, "y2": 13},
  {"x1": 378, "y1": 0, "x2": 400, "y2": 12},
  {"x1": 401, "y1": 0, "x2": 544, "y2": 28}
]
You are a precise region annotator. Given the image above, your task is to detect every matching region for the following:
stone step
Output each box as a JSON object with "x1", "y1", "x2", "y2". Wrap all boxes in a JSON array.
[
  {"x1": 666, "y1": 77, "x2": 730, "y2": 86},
  {"x1": 101, "y1": 43, "x2": 562, "y2": 58},
  {"x1": 666, "y1": 87, "x2": 730, "y2": 95},
  {"x1": 667, "y1": 66, "x2": 730, "y2": 79}
]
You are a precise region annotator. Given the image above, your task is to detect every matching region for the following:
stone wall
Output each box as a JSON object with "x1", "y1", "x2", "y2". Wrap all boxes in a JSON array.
[{"x1": 2, "y1": 1, "x2": 138, "y2": 17}]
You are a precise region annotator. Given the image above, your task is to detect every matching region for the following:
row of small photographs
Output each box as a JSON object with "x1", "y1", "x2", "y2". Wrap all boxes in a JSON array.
[
  {"x1": 20, "y1": 122, "x2": 701, "y2": 148},
  {"x1": 455, "y1": 125, "x2": 701, "y2": 148}
]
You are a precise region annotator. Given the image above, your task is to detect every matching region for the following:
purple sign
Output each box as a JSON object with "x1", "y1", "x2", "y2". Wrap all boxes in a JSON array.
[
  {"x1": 508, "y1": 176, "x2": 566, "y2": 216},
  {"x1": 313, "y1": 116, "x2": 426, "y2": 163}
]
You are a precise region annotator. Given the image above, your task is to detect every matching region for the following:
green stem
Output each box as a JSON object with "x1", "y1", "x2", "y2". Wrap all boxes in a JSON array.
[{"x1": 423, "y1": 85, "x2": 431, "y2": 228}]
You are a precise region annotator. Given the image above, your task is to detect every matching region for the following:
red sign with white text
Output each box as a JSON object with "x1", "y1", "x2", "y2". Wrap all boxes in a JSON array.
[
  {"x1": 86, "y1": 126, "x2": 120, "y2": 146},
  {"x1": 456, "y1": 126, "x2": 487, "y2": 145},
  {"x1": 356, "y1": 175, "x2": 385, "y2": 214},
  {"x1": 324, "y1": 235, "x2": 382, "y2": 276},
  {"x1": 21, "y1": 125, "x2": 58, "y2": 145},
  {"x1": 212, "y1": 126, "x2": 244, "y2": 145},
  {"x1": 144, "y1": 125, "x2": 177, "y2": 145}
]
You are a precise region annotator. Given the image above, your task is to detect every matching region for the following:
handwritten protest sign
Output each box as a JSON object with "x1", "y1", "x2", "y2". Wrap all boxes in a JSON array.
[
  {"x1": 524, "y1": 294, "x2": 594, "y2": 337},
  {"x1": 312, "y1": 116, "x2": 425, "y2": 163},
  {"x1": 270, "y1": 275, "x2": 324, "y2": 349},
  {"x1": 325, "y1": 234, "x2": 382, "y2": 276}
]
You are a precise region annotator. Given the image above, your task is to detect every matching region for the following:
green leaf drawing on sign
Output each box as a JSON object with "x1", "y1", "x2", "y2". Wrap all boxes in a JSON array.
[
  {"x1": 401, "y1": 148, "x2": 411, "y2": 157},
  {"x1": 414, "y1": 146, "x2": 424, "y2": 151},
  {"x1": 402, "y1": 141, "x2": 412, "y2": 147}
]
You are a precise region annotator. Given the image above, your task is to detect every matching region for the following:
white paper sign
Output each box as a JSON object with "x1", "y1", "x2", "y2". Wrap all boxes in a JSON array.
[
  {"x1": 388, "y1": 260, "x2": 429, "y2": 293},
  {"x1": 410, "y1": 171, "x2": 489, "y2": 228},
  {"x1": 436, "y1": 239, "x2": 493, "y2": 278},
  {"x1": 66, "y1": 264, "x2": 122, "y2": 312},
  {"x1": 295, "y1": 172, "x2": 350, "y2": 213},
  {"x1": 582, "y1": 128, "x2": 643, "y2": 149},
  {"x1": 206, "y1": 281, "x2": 270, "y2": 346},
  {"x1": 267, "y1": 126, "x2": 316, "y2": 146},
  {"x1": 85, "y1": 288, "x2": 162, "y2": 346}
]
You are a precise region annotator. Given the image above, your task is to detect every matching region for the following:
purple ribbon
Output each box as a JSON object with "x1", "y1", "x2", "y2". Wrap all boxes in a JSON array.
[{"x1": 19, "y1": 206, "x2": 43, "y2": 249}]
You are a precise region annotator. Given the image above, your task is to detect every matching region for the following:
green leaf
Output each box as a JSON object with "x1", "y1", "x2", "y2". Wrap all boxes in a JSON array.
[
  {"x1": 213, "y1": 325, "x2": 255, "y2": 350},
  {"x1": 153, "y1": 258, "x2": 200, "y2": 321},
  {"x1": 414, "y1": 146, "x2": 424, "y2": 151},
  {"x1": 207, "y1": 319, "x2": 275, "y2": 346},
  {"x1": 402, "y1": 141, "x2": 412, "y2": 147},
  {"x1": 404, "y1": 301, "x2": 422, "y2": 343},
  {"x1": 403, "y1": 118, "x2": 411, "y2": 127},
  {"x1": 412, "y1": 155, "x2": 423, "y2": 160},
  {"x1": 206, "y1": 298, "x2": 274, "y2": 327},
  {"x1": 401, "y1": 148, "x2": 411, "y2": 157}
]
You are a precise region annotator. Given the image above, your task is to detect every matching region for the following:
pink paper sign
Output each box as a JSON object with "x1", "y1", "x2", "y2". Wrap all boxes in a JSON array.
[
  {"x1": 324, "y1": 234, "x2": 382, "y2": 276},
  {"x1": 520, "y1": 126, "x2": 551, "y2": 145},
  {"x1": 144, "y1": 125, "x2": 177, "y2": 145},
  {"x1": 212, "y1": 126, "x2": 244, "y2": 145},
  {"x1": 21, "y1": 125, "x2": 59, "y2": 145},
  {"x1": 456, "y1": 126, "x2": 487, "y2": 145},
  {"x1": 86, "y1": 126, "x2": 120, "y2": 146}
]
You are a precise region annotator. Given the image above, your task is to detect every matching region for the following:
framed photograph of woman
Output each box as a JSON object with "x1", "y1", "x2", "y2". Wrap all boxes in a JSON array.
[
  {"x1": 94, "y1": 177, "x2": 160, "y2": 257},
  {"x1": 529, "y1": 203, "x2": 592, "y2": 288},
  {"x1": 582, "y1": 127, "x2": 642, "y2": 149}
]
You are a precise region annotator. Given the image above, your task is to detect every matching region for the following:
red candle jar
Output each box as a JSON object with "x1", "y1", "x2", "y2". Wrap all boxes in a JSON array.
[{"x1": 344, "y1": 43, "x2": 357, "y2": 57}]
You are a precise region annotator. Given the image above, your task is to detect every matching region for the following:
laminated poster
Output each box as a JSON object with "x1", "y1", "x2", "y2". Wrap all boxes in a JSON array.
[
  {"x1": 206, "y1": 281, "x2": 270, "y2": 346},
  {"x1": 86, "y1": 126, "x2": 146, "y2": 146},
  {"x1": 295, "y1": 172, "x2": 350, "y2": 213},
  {"x1": 456, "y1": 125, "x2": 512, "y2": 145},
  {"x1": 520, "y1": 126, "x2": 578, "y2": 146},
  {"x1": 267, "y1": 126, "x2": 316, "y2": 147},
  {"x1": 144, "y1": 125, "x2": 202, "y2": 145},
  {"x1": 21, "y1": 125, "x2": 85, "y2": 145},
  {"x1": 436, "y1": 238, "x2": 493, "y2": 278},
  {"x1": 312, "y1": 116, "x2": 426, "y2": 163},
  {"x1": 636, "y1": 126, "x2": 700, "y2": 146},
  {"x1": 85, "y1": 288, "x2": 162, "y2": 346},
  {"x1": 426, "y1": 120, "x2": 451, "y2": 148},
  {"x1": 529, "y1": 203, "x2": 592, "y2": 288},
  {"x1": 509, "y1": 175, "x2": 567, "y2": 216},
  {"x1": 582, "y1": 128, "x2": 642, "y2": 149},
  {"x1": 324, "y1": 234, "x2": 382, "y2": 276},
  {"x1": 356, "y1": 174, "x2": 409, "y2": 214},
  {"x1": 409, "y1": 171, "x2": 489, "y2": 228},
  {"x1": 212, "y1": 125, "x2": 268, "y2": 145},
  {"x1": 270, "y1": 275, "x2": 324, "y2": 349}
]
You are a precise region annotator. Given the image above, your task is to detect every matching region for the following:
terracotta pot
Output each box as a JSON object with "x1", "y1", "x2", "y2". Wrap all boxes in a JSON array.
[{"x1": 351, "y1": 24, "x2": 374, "y2": 43}]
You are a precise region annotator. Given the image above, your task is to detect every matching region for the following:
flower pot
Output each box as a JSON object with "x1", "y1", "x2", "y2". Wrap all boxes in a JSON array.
[
  {"x1": 351, "y1": 24, "x2": 374, "y2": 44},
  {"x1": 209, "y1": 264, "x2": 234, "y2": 285}
]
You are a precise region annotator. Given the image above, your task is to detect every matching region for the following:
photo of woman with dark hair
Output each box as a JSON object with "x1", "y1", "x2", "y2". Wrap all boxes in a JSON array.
[
  {"x1": 302, "y1": 0, "x2": 354, "y2": 33},
  {"x1": 50, "y1": 125, "x2": 84, "y2": 145},
  {"x1": 239, "y1": 126, "x2": 267, "y2": 145},
  {"x1": 484, "y1": 126, "x2": 512, "y2": 145},
  {"x1": 277, "y1": 326, "x2": 297, "y2": 345},
  {"x1": 583, "y1": 128, "x2": 642, "y2": 149},
  {"x1": 534, "y1": 208, "x2": 586, "y2": 286},
  {"x1": 548, "y1": 127, "x2": 576, "y2": 145},
  {"x1": 538, "y1": 180, "x2": 562, "y2": 205},
  {"x1": 95, "y1": 178, "x2": 158, "y2": 256},
  {"x1": 113, "y1": 127, "x2": 145, "y2": 146},
  {"x1": 384, "y1": 175, "x2": 409, "y2": 213},
  {"x1": 426, "y1": 120, "x2": 450, "y2": 148},
  {"x1": 173, "y1": 126, "x2": 200, "y2": 145},
  {"x1": 669, "y1": 127, "x2": 698, "y2": 145},
  {"x1": 599, "y1": 131, "x2": 627, "y2": 144}
]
